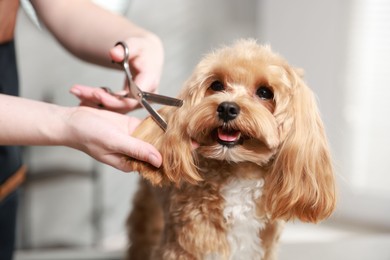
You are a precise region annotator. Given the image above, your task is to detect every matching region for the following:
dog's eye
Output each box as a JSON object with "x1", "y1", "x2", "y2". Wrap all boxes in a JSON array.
[
  {"x1": 209, "y1": 81, "x2": 225, "y2": 92},
  {"x1": 256, "y1": 86, "x2": 274, "y2": 100}
]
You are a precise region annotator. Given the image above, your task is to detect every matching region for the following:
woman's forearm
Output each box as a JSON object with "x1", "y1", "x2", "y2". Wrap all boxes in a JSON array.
[
  {"x1": 0, "y1": 94, "x2": 68, "y2": 146},
  {"x1": 30, "y1": 0, "x2": 152, "y2": 67}
]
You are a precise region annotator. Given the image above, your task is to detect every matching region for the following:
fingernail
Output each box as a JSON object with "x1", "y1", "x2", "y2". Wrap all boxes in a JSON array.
[
  {"x1": 70, "y1": 88, "x2": 81, "y2": 96},
  {"x1": 191, "y1": 140, "x2": 200, "y2": 150},
  {"x1": 149, "y1": 153, "x2": 161, "y2": 168}
]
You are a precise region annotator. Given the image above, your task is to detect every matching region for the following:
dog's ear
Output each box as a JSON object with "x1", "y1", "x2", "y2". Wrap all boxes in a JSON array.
[
  {"x1": 265, "y1": 69, "x2": 336, "y2": 223},
  {"x1": 130, "y1": 105, "x2": 202, "y2": 186},
  {"x1": 129, "y1": 114, "x2": 166, "y2": 186}
]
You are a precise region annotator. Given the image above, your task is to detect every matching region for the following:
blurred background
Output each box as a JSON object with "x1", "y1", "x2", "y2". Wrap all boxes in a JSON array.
[{"x1": 13, "y1": 0, "x2": 390, "y2": 259}]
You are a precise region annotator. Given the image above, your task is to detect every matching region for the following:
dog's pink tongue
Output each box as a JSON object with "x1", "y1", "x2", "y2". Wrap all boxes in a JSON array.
[{"x1": 217, "y1": 128, "x2": 240, "y2": 142}]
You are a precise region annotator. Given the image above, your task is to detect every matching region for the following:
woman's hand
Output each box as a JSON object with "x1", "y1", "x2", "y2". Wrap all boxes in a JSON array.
[
  {"x1": 70, "y1": 34, "x2": 164, "y2": 113},
  {"x1": 64, "y1": 106, "x2": 162, "y2": 171}
]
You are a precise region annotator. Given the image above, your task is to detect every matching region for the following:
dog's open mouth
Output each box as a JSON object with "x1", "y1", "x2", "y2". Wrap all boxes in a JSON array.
[{"x1": 214, "y1": 127, "x2": 243, "y2": 147}]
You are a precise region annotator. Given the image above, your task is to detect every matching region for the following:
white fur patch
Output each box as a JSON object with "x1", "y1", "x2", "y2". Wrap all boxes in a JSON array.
[{"x1": 219, "y1": 177, "x2": 265, "y2": 259}]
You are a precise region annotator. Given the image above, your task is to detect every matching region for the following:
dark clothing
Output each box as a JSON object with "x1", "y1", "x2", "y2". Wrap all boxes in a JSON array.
[
  {"x1": 0, "y1": 191, "x2": 18, "y2": 260},
  {"x1": 0, "y1": 40, "x2": 22, "y2": 260}
]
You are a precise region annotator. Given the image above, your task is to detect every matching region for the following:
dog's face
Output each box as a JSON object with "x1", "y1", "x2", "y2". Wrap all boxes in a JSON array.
[
  {"x1": 130, "y1": 39, "x2": 336, "y2": 222},
  {"x1": 183, "y1": 44, "x2": 286, "y2": 166}
]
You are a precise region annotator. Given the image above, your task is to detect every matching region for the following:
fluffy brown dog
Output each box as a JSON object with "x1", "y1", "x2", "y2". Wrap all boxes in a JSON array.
[{"x1": 126, "y1": 39, "x2": 336, "y2": 260}]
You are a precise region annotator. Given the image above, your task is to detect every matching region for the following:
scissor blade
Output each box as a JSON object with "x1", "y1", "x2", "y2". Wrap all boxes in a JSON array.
[
  {"x1": 140, "y1": 98, "x2": 167, "y2": 131},
  {"x1": 143, "y1": 92, "x2": 183, "y2": 107}
]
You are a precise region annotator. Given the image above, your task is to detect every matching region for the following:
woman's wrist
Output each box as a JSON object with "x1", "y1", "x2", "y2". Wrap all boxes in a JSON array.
[
  {"x1": 39, "y1": 104, "x2": 76, "y2": 147},
  {"x1": 57, "y1": 106, "x2": 91, "y2": 150}
]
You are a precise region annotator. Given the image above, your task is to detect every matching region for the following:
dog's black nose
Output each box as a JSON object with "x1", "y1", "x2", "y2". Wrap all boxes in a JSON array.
[{"x1": 217, "y1": 102, "x2": 240, "y2": 122}]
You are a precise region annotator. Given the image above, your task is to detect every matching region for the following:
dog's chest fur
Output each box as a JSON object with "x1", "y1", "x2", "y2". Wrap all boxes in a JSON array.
[
  {"x1": 201, "y1": 171, "x2": 266, "y2": 260},
  {"x1": 175, "y1": 160, "x2": 267, "y2": 260},
  {"x1": 221, "y1": 178, "x2": 265, "y2": 259}
]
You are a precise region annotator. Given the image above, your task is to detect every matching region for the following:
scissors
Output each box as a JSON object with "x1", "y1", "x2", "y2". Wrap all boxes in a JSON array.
[{"x1": 104, "y1": 41, "x2": 183, "y2": 131}]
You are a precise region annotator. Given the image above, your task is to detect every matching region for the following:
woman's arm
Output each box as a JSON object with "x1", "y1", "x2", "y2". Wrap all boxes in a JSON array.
[
  {"x1": 30, "y1": 0, "x2": 149, "y2": 66},
  {"x1": 30, "y1": 0, "x2": 164, "y2": 112},
  {"x1": 0, "y1": 94, "x2": 162, "y2": 170}
]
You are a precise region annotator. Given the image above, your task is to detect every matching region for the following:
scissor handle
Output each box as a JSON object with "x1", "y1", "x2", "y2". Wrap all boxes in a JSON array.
[{"x1": 113, "y1": 41, "x2": 142, "y2": 99}]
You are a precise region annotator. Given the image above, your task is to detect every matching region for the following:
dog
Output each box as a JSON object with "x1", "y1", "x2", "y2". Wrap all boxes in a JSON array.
[{"x1": 125, "y1": 39, "x2": 336, "y2": 260}]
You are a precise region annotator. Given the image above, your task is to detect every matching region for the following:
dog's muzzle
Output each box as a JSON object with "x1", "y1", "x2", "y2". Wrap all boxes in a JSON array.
[{"x1": 215, "y1": 102, "x2": 243, "y2": 147}]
